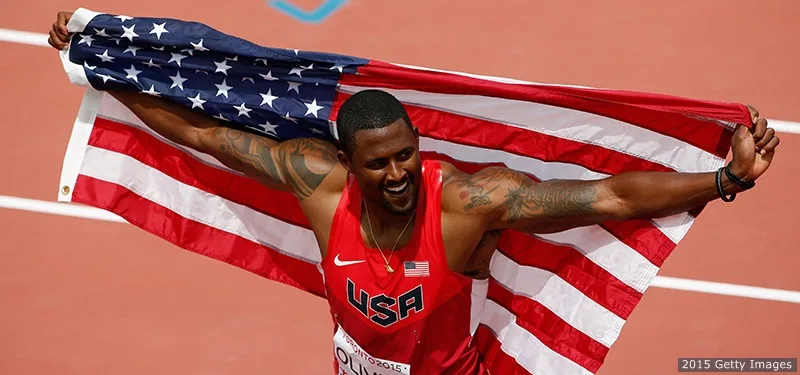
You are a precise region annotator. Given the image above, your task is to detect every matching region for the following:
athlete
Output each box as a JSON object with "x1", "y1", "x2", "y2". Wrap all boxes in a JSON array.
[{"x1": 49, "y1": 12, "x2": 780, "y2": 375}]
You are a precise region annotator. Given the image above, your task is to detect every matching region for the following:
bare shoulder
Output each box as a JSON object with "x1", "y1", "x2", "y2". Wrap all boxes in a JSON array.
[
  {"x1": 279, "y1": 136, "x2": 347, "y2": 196},
  {"x1": 208, "y1": 127, "x2": 347, "y2": 200}
]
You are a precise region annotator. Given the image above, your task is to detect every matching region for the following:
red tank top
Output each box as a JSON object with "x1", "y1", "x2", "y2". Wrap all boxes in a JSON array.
[{"x1": 320, "y1": 160, "x2": 489, "y2": 375}]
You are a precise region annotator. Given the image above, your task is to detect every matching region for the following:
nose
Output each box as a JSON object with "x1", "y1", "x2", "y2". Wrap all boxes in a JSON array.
[{"x1": 385, "y1": 161, "x2": 406, "y2": 183}]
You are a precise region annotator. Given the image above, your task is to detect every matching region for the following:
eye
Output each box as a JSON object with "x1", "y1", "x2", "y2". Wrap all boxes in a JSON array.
[
  {"x1": 366, "y1": 159, "x2": 387, "y2": 170},
  {"x1": 396, "y1": 149, "x2": 414, "y2": 161}
]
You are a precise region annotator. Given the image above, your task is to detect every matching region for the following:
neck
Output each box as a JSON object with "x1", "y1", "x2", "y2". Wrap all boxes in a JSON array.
[{"x1": 362, "y1": 200, "x2": 415, "y2": 236}]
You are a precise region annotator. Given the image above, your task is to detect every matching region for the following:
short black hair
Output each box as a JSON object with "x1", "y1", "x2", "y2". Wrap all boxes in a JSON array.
[{"x1": 336, "y1": 89, "x2": 413, "y2": 155}]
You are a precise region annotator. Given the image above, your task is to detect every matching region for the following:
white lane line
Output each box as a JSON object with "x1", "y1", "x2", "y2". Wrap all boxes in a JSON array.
[
  {"x1": 2, "y1": 27, "x2": 800, "y2": 134},
  {"x1": 769, "y1": 120, "x2": 800, "y2": 134},
  {"x1": 2, "y1": 194, "x2": 799, "y2": 304},
  {"x1": 0, "y1": 28, "x2": 49, "y2": 47},
  {"x1": 0, "y1": 195, "x2": 126, "y2": 223},
  {"x1": 650, "y1": 276, "x2": 800, "y2": 304}
]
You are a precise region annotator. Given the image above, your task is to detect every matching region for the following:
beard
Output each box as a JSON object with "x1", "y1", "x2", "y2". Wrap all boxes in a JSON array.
[{"x1": 381, "y1": 192, "x2": 417, "y2": 215}]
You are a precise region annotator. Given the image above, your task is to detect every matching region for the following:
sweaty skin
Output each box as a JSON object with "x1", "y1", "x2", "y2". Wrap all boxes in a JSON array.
[{"x1": 47, "y1": 13, "x2": 780, "y2": 279}]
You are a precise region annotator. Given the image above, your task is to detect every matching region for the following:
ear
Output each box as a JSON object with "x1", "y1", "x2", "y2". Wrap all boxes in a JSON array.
[
  {"x1": 337, "y1": 150, "x2": 354, "y2": 174},
  {"x1": 413, "y1": 126, "x2": 419, "y2": 138}
]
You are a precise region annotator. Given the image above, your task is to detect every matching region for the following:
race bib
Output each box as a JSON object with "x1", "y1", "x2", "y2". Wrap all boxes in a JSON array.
[{"x1": 333, "y1": 325, "x2": 411, "y2": 375}]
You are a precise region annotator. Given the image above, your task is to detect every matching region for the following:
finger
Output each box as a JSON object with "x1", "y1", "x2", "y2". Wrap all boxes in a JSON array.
[
  {"x1": 56, "y1": 12, "x2": 71, "y2": 37},
  {"x1": 755, "y1": 128, "x2": 775, "y2": 150},
  {"x1": 760, "y1": 148, "x2": 775, "y2": 166},
  {"x1": 746, "y1": 104, "x2": 760, "y2": 123},
  {"x1": 733, "y1": 123, "x2": 750, "y2": 143},
  {"x1": 48, "y1": 30, "x2": 65, "y2": 49},
  {"x1": 51, "y1": 22, "x2": 66, "y2": 43},
  {"x1": 53, "y1": 22, "x2": 69, "y2": 42},
  {"x1": 760, "y1": 136, "x2": 780, "y2": 154},
  {"x1": 752, "y1": 117, "x2": 768, "y2": 140},
  {"x1": 47, "y1": 31, "x2": 58, "y2": 49}
]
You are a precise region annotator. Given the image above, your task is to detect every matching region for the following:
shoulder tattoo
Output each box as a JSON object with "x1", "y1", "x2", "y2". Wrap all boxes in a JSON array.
[{"x1": 215, "y1": 128, "x2": 337, "y2": 199}]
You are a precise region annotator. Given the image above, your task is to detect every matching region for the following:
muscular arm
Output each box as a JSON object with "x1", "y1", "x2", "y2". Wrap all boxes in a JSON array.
[
  {"x1": 108, "y1": 90, "x2": 340, "y2": 199},
  {"x1": 443, "y1": 165, "x2": 743, "y2": 234}
]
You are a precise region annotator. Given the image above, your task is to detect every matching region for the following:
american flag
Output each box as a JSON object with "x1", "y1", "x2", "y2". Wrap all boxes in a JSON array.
[
  {"x1": 404, "y1": 261, "x2": 430, "y2": 277},
  {"x1": 56, "y1": 7, "x2": 752, "y2": 375}
]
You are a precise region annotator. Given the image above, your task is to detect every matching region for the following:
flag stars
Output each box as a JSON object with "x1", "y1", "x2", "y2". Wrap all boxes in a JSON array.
[
  {"x1": 143, "y1": 59, "x2": 161, "y2": 69},
  {"x1": 234, "y1": 103, "x2": 252, "y2": 118},
  {"x1": 282, "y1": 112, "x2": 298, "y2": 123},
  {"x1": 123, "y1": 45, "x2": 141, "y2": 56},
  {"x1": 95, "y1": 49, "x2": 115, "y2": 62},
  {"x1": 83, "y1": 61, "x2": 96, "y2": 70},
  {"x1": 143, "y1": 85, "x2": 160, "y2": 96},
  {"x1": 115, "y1": 15, "x2": 133, "y2": 22},
  {"x1": 121, "y1": 24, "x2": 138, "y2": 42},
  {"x1": 330, "y1": 64, "x2": 346, "y2": 73},
  {"x1": 168, "y1": 52, "x2": 187, "y2": 67},
  {"x1": 191, "y1": 39, "x2": 210, "y2": 52},
  {"x1": 78, "y1": 34, "x2": 94, "y2": 46},
  {"x1": 214, "y1": 59, "x2": 232, "y2": 75},
  {"x1": 169, "y1": 72, "x2": 188, "y2": 90},
  {"x1": 96, "y1": 73, "x2": 116, "y2": 83},
  {"x1": 287, "y1": 81, "x2": 301, "y2": 94},
  {"x1": 259, "y1": 71, "x2": 278, "y2": 81},
  {"x1": 257, "y1": 121, "x2": 279, "y2": 136},
  {"x1": 93, "y1": 28, "x2": 110, "y2": 37},
  {"x1": 259, "y1": 89, "x2": 277, "y2": 107},
  {"x1": 304, "y1": 99, "x2": 323, "y2": 118},
  {"x1": 188, "y1": 93, "x2": 206, "y2": 109},
  {"x1": 123, "y1": 65, "x2": 142, "y2": 82},
  {"x1": 215, "y1": 78, "x2": 233, "y2": 98},
  {"x1": 149, "y1": 22, "x2": 169, "y2": 39},
  {"x1": 288, "y1": 63, "x2": 312, "y2": 78}
]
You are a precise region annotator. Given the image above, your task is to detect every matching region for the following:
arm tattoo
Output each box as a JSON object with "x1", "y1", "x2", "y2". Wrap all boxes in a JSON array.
[
  {"x1": 503, "y1": 179, "x2": 598, "y2": 221},
  {"x1": 454, "y1": 167, "x2": 598, "y2": 224},
  {"x1": 214, "y1": 128, "x2": 337, "y2": 199}
]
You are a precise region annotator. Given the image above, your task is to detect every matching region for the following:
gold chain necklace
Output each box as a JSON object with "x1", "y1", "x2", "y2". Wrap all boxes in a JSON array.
[{"x1": 363, "y1": 201, "x2": 416, "y2": 273}]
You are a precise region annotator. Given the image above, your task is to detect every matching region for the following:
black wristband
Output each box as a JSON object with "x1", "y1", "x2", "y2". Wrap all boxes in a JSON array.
[
  {"x1": 724, "y1": 163, "x2": 755, "y2": 190},
  {"x1": 716, "y1": 167, "x2": 736, "y2": 202}
]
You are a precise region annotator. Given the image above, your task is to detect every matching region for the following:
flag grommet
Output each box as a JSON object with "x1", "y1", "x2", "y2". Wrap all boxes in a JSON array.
[{"x1": 61, "y1": 185, "x2": 71, "y2": 195}]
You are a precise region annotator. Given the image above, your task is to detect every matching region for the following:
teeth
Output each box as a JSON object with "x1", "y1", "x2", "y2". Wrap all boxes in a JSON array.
[{"x1": 386, "y1": 181, "x2": 408, "y2": 193}]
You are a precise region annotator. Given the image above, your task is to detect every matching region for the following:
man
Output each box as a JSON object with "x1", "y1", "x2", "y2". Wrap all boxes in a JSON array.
[{"x1": 48, "y1": 12, "x2": 779, "y2": 375}]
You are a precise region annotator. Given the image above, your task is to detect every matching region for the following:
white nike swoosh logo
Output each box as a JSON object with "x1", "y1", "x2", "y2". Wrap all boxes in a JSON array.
[{"x1": 334, "y1": 254, "x2": 365, "y2": 267}]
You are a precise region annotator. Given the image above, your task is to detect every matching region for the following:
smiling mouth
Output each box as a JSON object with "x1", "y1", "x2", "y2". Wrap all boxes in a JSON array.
[
  {"x1": 386, "y1": 180, "x2": 408, "y2": 193},
  {"x1": 383, "y1": 179, "x2": 412, "y2": 197}
]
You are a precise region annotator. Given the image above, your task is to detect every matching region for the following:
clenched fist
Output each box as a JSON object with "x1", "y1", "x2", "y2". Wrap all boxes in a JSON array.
[
  {"x1": 48, "y1": 11, "x2": 73, "y2": 50},
  {"x1": 728, "y1": 104, "x2": 780, "y2": 183}
]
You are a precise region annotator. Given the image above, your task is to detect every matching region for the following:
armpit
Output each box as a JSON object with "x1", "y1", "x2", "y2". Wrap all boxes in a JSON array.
[{"x1": 462, "y1": 230, "x2": 502, "y2": 280}]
